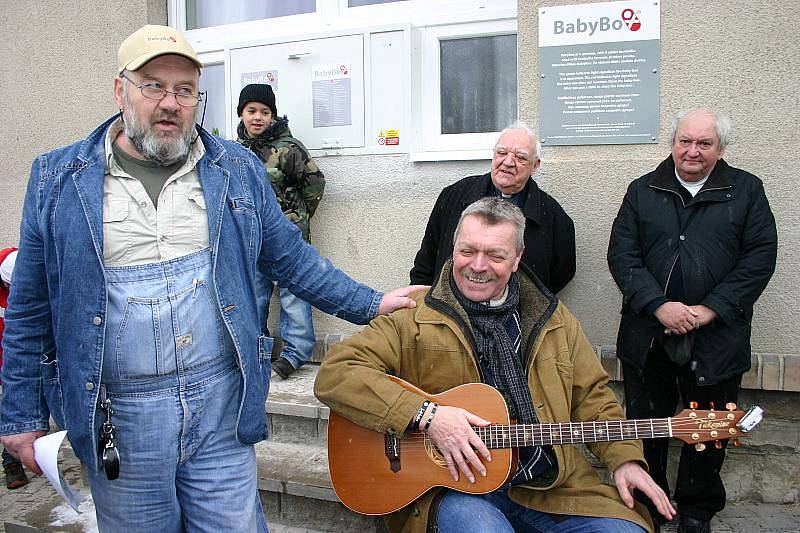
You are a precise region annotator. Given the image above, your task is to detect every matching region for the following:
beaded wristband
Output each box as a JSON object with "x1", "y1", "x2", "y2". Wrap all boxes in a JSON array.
[
  {"x1": 422, "y1": 403, "x2": 439, "y2": 433},
  {"x1": 411, "y1": 400, "x2": 430, "y2": 431}
]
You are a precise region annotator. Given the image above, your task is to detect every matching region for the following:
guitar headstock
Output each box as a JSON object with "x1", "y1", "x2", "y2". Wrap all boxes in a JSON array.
[{"x1": 671, "y1": 403, "x2": 762, "y2": 450}]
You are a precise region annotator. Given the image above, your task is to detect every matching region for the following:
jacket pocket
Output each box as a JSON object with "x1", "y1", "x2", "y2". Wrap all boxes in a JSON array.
[
  {"x1": 406, "y1": 338, "x2": 470, "y2": 391},
  {"x1": 228, "y1": 196, "x2": 257, "y2": 258}
]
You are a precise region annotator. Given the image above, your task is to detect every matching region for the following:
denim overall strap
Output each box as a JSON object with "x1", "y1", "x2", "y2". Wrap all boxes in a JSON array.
[{"x1": 101, "y1": 247, "x2": 236, "y2": 389}]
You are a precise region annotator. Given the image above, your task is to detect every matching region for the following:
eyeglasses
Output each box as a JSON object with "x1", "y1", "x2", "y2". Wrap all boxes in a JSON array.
[
  {"x1": 676, "y1": 138, "x2": 716, "y2": 151},
  {"x1": 493, "y1": 146, "x2": 533, "y2": 165},
  {"x1": 120, "y1": 73, "x2": 204, "y2": 107}
]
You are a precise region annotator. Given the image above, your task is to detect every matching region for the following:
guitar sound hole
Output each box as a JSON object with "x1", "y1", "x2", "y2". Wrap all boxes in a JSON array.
[{"x1": 423, "y1": 435, "x2": 448, "y2": 468}]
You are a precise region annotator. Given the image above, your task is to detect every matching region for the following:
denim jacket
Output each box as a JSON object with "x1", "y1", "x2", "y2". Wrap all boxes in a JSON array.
[{"x1": 0, "y1": 115, "x2": 382, "y2": 470}]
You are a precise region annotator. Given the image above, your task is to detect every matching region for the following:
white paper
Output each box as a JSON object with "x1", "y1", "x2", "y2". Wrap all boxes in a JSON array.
[
  {"x1": 33, "y1": 430, "x2": 85, "y2": 512},
  {"x1": 312, "y1": 63, "x2": 352, "y2": 127}
]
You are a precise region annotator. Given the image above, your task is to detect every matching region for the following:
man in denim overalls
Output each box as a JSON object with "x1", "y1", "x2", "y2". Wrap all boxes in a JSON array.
[{"x1": 0, "y1": 25, "x2": 421, "y2": 531}]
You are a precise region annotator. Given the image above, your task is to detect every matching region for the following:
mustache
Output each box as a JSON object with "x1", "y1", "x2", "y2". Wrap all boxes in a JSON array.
[
  {"x1": 152, "y1": 111, "x2": 182, "y2": 125},
  {"x1": 461, "y1": 268, "x2": 496, "y2": 283}
]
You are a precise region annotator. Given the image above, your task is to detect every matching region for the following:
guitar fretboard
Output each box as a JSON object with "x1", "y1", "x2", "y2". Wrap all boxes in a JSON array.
[{"x1": 474, "y1": 418, "x2": 672, "y2": 447}]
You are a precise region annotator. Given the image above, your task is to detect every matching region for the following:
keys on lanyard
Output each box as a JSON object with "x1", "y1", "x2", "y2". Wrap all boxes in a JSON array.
[{"x1": 98, "y1": 387, "x2": 120, "y2": 480}]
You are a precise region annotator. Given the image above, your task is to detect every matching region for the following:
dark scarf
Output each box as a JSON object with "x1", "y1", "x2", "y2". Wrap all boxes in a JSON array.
[
  {"x1": 451, "y1": 272, "x2": 554, "y2": 483},
  {"x1": 451, "y1": 273, "x2": 538, "y2": 426}
]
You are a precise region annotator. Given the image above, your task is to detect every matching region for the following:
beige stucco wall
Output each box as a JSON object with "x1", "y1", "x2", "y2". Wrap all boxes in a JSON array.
[
  {"x1": 518, "y1": 0, "x2": 800, "y2": 356},
  {"x1": 0, "y1": 0, "x2": 166, "y2": 245},
  {"x1": 0, "y1": 1, "x2": 796, "y2": 358},
  {"x1": 303, "y1": 156, "x2": 488, "y2": 337}
]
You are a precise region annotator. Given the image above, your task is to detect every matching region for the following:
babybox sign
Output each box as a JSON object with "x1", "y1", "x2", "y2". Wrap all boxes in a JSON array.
[
  {"x1": 539, "y1": 0, "x2": 661, "y2": 145},
  {"x1": 540, "y1": 1, "x2": 659, "y2": 47}
]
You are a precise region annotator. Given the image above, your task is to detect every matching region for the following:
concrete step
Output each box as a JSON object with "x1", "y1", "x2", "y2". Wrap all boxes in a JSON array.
[
  {"x1": 261, "y1": 365, "x2": 384, "y2": 532},
  {"x1": 255, "y1": 440, "x2": 383, "y2": 532},
  {"x1": 266, "y1": 364, "x2": 329, "y2": 446}
]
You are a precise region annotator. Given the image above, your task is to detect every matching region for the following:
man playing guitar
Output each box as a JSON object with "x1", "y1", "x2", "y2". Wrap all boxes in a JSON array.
[{"x1": 316, "y1": 198, "x2": 675, "y2": 533}]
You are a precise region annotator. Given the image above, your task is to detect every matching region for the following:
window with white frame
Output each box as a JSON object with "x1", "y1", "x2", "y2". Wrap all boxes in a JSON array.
[
  {"x1": 440, "y1": 35, "x2": 516, "y2": 135},
  {"x1": 171, "y1": 0, "x2": 517, "y2": 159},
  {"x1": 198, "y1": 62, "x2": 226, "y2": 137},
  {"x1": 417, "y1": 18, "x2": 517, "y2": 157},
  {"x1": 186, "y1": 0, "x2": 316, "y2": 30}
]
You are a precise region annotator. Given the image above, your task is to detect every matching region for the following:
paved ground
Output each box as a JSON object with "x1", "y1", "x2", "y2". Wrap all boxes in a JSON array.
[{"x1": 2, "y1": 442, "x2": 798, "y2": 531}]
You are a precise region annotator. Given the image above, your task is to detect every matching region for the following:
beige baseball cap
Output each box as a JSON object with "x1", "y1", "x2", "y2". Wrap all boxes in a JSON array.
[{"x1": 117, "y1": 24, "x2": 202, "y2": 73}]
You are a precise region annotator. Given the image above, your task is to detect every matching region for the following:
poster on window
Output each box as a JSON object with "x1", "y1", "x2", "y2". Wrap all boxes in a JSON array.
[
  {"x1": 312, "y1": 63, "x2": 352, "y2": 128},
  {"x1": 240, "y1": 70, "x2": 279, "y2": 92},
  {"x1": 539, "y1": 1, "x2": 660, "y2": 145}
]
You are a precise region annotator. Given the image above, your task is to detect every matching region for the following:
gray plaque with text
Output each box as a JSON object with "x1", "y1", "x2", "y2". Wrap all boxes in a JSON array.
[{"x1": 539, "y1": 40, "x2": 660, "y2": 145}]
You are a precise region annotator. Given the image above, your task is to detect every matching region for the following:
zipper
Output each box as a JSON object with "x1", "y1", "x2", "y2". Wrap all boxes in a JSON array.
[
  {"x1": 663, "y1": 254, "x2": 679, "y2": 297},
  {"x1": 650, "y1": 182, "x2": 733, "y2": 208},
  {"x1": 650, "y1": 184, "x2": 687, "y2": 208}
]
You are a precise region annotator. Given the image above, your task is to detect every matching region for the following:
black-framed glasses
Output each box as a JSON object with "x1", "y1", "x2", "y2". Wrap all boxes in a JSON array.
[{"x1": 120, "y1": 73, "x2": 204, "y2": 107}]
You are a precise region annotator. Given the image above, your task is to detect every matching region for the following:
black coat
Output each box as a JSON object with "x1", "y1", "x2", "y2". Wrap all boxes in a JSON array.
[
  {"x1": 607, "y1": 157, "x2": 777, "y2": 385},
  {"x1": 410, "y1": 173, "x2": 576, "y2": 293}
]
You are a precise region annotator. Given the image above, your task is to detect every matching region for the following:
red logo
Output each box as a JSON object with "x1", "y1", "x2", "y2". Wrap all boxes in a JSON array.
[
  {"x1": 267, "y1": 72, "x2": 275, "y2": 82},
  {"x1": 621, "y1": 8, "x2": 641, "y2": 31},
  {"x1": 340, "y1": 65, "x2": 348, "y2": 75},
  {"x1": 170, "y1": 36, "x2": 177, "y2": 42}
]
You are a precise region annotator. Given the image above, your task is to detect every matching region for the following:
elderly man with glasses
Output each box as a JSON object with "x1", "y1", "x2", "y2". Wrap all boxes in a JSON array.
[
  {"x1": 0, "y1": 24, "x2": 420, "y2": 531},
  {"x1": 410, "y1": 120, "x2": 576, "y2": 295}
]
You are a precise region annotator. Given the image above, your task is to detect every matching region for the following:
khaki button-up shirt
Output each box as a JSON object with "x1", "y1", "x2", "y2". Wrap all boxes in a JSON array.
[{"x1": 102, "y1": 119, "x2": 209, "y2": 266}]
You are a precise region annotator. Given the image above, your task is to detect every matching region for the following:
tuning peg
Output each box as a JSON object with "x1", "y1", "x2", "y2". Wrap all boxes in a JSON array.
[
  {"x1": 714, "y1": 440, "x2": 723, "y2": 449},
  {"x1": 689, "y1": 401, "x2": 699, "y2": 409},
  {"x1": 725, "y1": 402, "x2": 737, "y2": 411},
  {"x1": 709, "y1": 401, "x2": 715, "y2": 410},
  {"x1": 695, "y1": 443, "x2": 706, "y2": 451}
]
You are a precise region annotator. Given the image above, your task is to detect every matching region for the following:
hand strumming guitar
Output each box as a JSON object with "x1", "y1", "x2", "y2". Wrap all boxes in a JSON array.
[{"x1": 422, "y1": 404, "x2": 491, "y2": 483}]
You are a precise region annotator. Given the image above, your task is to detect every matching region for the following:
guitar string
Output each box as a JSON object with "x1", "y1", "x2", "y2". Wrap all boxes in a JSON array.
[{"x1": 396, "y1": 418, "x2": 740, "y2": 445}]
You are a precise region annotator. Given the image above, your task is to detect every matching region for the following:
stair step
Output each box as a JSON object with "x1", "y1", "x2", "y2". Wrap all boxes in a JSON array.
[
  {"x1": 256, "y1": 440, "x2": 383, "y2": 532},
  {"x1": 256, "y1": 440, "x2": 334, "y2": 500},
  {"x1": 261, "y1": 366, "x2": 384, "y2": 532},
  {"x1": 267, "y1": 364, "x2": 329, "y2": 445}
]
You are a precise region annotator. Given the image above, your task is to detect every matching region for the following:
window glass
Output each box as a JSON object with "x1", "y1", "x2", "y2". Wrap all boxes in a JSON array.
[
  {"x1": 439, "y1": 34, "x2": 517, "y2": 134},
  {"x1": 348, "y1": 0, "x2": 406, "y2": 6},
  {"x1": 186, "y1": 0, "x2": 315, "y2": 30},
  {"x1": 198, "y1": 64, "x2": 226, "y2": 137}
]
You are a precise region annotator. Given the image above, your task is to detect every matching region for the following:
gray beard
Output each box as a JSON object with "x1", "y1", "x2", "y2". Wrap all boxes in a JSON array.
[{"x1": 122, "y1": 93, "x2": 195, "y2": 166}]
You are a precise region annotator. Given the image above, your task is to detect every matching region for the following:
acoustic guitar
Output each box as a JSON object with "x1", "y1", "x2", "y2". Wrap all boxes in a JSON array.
[{"x1": 327, "y1": 376, "x2": 762, "y2": 515}]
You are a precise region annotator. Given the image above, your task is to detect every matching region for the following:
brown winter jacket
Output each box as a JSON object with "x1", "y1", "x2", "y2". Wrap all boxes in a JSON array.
[{"x1": 315, "y1": 263, "x2": 653, "y2": 532}]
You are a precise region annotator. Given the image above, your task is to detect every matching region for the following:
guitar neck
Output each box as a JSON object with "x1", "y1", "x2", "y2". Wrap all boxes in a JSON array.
[{"x1": 474, "y1": 418, "x2": 672, "y2": 448}]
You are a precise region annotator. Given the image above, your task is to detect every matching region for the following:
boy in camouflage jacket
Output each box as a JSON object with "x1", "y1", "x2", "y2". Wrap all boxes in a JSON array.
[{"x1": 236, "y1": 84, "x2": 325, "y2": 378}]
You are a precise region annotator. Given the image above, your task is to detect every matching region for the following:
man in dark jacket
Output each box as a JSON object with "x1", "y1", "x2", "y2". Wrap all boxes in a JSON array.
[
  {"x1": 410, "y1": 120, "x2": 575, "y2": 294},
  {"x1": 607, "y1": 108, "x2": 777, "y2": 533}
]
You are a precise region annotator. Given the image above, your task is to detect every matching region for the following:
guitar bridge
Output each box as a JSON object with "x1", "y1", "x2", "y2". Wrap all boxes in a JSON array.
[{"x1": 385, "y1": 434, "x2": 401, "y2": 472}]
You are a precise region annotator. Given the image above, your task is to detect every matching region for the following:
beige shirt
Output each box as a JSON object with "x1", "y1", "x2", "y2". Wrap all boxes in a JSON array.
[{"x1": 102, "y1": 119, "x2": 209, "y2": 266}]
